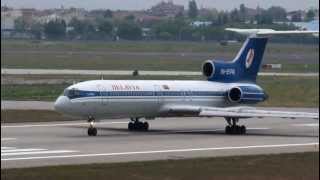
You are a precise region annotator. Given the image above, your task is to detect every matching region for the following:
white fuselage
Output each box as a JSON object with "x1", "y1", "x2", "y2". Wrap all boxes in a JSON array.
[{"x1": 54, "y1": 80, "x2": 262, "y2": 120}]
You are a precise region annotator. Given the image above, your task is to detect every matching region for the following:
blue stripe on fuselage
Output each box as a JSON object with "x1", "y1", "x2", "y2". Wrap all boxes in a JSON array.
[{"x1": 68, "y1": 90, "x2": 226, "y2": 100}]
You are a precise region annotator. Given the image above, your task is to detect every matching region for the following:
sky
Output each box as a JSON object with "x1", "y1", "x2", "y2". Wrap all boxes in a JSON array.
[{"x1": 1, "y1": 0, "x2": 319, "y2": 11}]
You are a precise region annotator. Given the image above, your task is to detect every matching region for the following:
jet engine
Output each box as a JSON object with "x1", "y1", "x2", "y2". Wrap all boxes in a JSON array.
[
  {"x1": 202, "y1": 60, "x2": 216, "y2": 78},
  {"x1": 227, "y1": 86, "x2": 268, "y2": 104}
]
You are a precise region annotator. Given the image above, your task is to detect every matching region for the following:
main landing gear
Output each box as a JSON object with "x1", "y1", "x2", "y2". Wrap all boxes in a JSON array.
[
  {"x1": 225, "y1": 117, "x2": 246, "y2": 135},
  {"x1": 87, "y1": 117, "x2": 97, "y2": 136},
  {"x1": 128, "y1": 118, "x2": 149, "y2": 131}
]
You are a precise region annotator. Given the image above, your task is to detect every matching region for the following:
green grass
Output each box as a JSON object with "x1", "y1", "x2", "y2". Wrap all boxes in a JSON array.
[
  {"x1": 258, "y1": 76, "x2": 319, "y2": 107},
  {"x1": 1, "y1": 152, "x2": 318, "y2": 180},
  {"x1": 1, "y1": 76, "x2": 319, "y2": 107},
  {"x1": 2, "y1": 40, "x2": 318, "y2": 72},
  {"x1": 2, "y1": 40, "x2": 319, "y2": 53},
  {"x1": 1, "y1": 84, "x2": 67, "y2": 101}
]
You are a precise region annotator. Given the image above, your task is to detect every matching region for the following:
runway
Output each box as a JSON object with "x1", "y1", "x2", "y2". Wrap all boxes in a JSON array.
[{"x1": 1, "y1": 115, "x2": 319, "y2": 169}]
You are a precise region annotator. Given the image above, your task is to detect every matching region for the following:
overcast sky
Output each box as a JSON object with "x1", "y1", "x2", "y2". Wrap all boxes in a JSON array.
[{"x1": 1, "y1": 0, "x2": 318, "y2": 11}]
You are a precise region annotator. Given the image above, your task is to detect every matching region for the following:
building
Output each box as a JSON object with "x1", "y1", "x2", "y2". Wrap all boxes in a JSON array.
[
  {"x1": 1, "y1": 8, "x2": 22, "y2": 30},
  {"x1": 287, "y1": 10, "x2": 306, "y2": 22},
  {"x1": 190, "y1": 21, "x2": 212, "y2": 27},
  {"x1": 34, "y1": 8, "x2": 87, "y2": 24},
  {"x1": 148, "y1": 0, "x2": 184, "y2": 17}
]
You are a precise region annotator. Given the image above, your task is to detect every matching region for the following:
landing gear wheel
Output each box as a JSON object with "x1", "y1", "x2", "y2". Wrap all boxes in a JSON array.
[
  {"x1": 128, "y1": 118, "x2": 149, "y2": 131},
  {"x1": 225, "y1": 126, "x2": 232, "y2": 134},
  {"x1": 87, "y1": 116, "x2": 97, "y2": 136},
  {"x1": 225, "y1": 125, "x2": 246, "y2": 135},
  {"x1": 224, "y1": 117, "x2": 246, "y2": 135},
  {"x1": 128, "y1": 122, "x2": 134, "y2": 131},
  {"x1": 240, "y1": 125, "x2": 246, "y2": 135},
  {"x1": 142, "y1": 122, "x2": 149, "y2": 131},
  {"x1": 88, "y1": 127, "x2": 97, "y2": 136}
]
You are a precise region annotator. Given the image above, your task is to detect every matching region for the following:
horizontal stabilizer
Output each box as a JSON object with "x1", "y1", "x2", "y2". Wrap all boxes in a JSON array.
[{"x1": 226, "y1": 28, "x2": 319, "y2": 37}]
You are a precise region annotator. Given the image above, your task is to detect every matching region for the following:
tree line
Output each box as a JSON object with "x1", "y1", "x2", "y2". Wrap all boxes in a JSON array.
[{"x1": 11, "y1": 2, "x2": 318, "y2": 43}]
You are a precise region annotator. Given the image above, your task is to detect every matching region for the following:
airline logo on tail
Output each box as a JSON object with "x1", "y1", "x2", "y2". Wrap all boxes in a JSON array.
[{"x1": 245, "y1": 49, "x2": 255, "y2": 69}]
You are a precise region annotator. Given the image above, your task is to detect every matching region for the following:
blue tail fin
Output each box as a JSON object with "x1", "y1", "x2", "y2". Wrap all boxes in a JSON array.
[{"x1": 206, "y1": 37, "x2": 268, "y2": 82}]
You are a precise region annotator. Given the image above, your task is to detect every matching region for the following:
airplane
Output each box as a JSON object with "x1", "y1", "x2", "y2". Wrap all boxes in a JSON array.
[{"x1": 54, "y1": 28, "x2": 319, "y2": 136}]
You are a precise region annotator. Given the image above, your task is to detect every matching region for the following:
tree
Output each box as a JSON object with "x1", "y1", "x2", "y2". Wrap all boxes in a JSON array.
[
  {"x1": 68, "y1": 18, "x2": 98, "y2": 39},
  {"x1": 255, "y1": 9, "x2": 273, "y2": 24},
  {"x1": 188, "y1": 0, "x2": 198, "y2": 19},
  {"x1": 125, "y1": 15, "x2": 135, "y2": 21},
  {"x1": 98, "y1": 20, "x2": 113, "y2": 35},
  {"x1": 30, "y1": 22, "x2": 43, "y2": 39},
  {"x1": 267, "y1": 6, "x2": 287, "y2": 21},
  {"x1": 117, "y1": 21, "x2": 142, "y2": 40},
  {"x1": 14, "y1": 17, "x2": 28, "y2": 32},
  {"x1": 230, "y1": 8, "x2": 240, "y2": 22},
  {"x1": 103, "y1": 9, "x2": 113, "y2": 18},
  {"x1": 306, "y1": 9, "x2": 315, "y2": 21},
  {"x1": 217, "y1": 11, "x2": 229, "y2": 25},
  {"x1": 239, "y1": 4, "x2": 247, "y2": 22},
  {"x1": 44, "y1": 19, "x2": 67, "y2": 39}
]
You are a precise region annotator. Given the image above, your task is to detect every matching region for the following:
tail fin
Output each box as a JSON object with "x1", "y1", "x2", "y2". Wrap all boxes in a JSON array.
[
  {"x1": 233, "y1": 37, "x2": 268, "y2": 82},
  {"x1": 206, "y1": 37, "x2": 268, "y2": 82},
  {"x1": 206, "y1": 28, "x2": 319, "y2": 82}
]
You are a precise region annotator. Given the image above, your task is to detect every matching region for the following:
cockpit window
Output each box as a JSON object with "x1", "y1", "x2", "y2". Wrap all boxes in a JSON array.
[{"x1": 63, "y1": 88, "x2": 81, "y2": 99}]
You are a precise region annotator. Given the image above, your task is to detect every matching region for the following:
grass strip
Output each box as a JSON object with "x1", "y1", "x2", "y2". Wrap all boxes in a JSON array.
[{"x1": 1, "y1": 152, "x2": 318, "y2": 180}]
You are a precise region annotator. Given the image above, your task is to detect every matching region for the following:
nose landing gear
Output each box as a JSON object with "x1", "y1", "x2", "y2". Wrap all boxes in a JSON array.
[
  {"x1": 128, "y1": 118, "x2": 149, "y2": 131},
  {"x1": 225, "y1": 117, "x2": 246, "y2": 135},
  {"x1": 87, "y1": 117, "x2": 97, "y2": 136}
]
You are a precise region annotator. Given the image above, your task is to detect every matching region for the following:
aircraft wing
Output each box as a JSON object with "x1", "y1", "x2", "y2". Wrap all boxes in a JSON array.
[
  {"x1": 225, "y1": 28, "x2": 319, "y2": 37},
  {"x1": 161, "y1": 105, "x2": 319, "y2": 119}
]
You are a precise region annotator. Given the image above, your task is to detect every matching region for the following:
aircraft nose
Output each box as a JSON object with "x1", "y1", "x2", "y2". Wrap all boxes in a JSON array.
[{"x1": 54, "y1": 96, "x2": 71, "y2": 113}]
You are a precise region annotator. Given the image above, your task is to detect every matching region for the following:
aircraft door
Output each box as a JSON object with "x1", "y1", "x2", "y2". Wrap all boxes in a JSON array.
[
  {"x1": 97, "y1": 84, "x2": 108, "y2": 106},
  {"x1": 101, "y1": 85, "x2": 108, "y2": 106},
  {"x1": 154, "y1": 85, "x2": 163, "y2": 105},
  {"x1": 186, "y1": 90, "x2": 193, "y2": 102}
]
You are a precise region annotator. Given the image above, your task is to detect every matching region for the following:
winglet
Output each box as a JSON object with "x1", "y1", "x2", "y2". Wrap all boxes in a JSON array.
[{"x1": 226, "y1": 28, "x2": 319, "y2": 37}]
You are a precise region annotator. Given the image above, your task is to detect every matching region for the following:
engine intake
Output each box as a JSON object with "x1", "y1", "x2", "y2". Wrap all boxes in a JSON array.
[
  {"x1": 228, "y1": 87, "x2": 242, "y2": 103},
  {"x1": 227, "y1": 86, "x2": 267, "y2": 104},
  {"x1": 202, "y1": 60, "x2": 215, "y2": 78}
]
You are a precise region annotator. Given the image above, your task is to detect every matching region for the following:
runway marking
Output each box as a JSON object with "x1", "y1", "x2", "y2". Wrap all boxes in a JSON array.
[
  {"x1": 1, "y1": 138, "x2": 17, "y2": 141},
  {"x1": 2, "y1": 150, "x2": 77, "y2": 156},
  {"x1": 1, "y1": 147, "x2": 16, "y2": 150},
  {"x1": 1, "y1": 121, "x2": 127, "y2": 128},
  {"x1": 1, "y1": 148, "x2": 46, "y2": 153},
  {"x1": 2, "y1": 142, "x2": 318, "y2": 161},
  {"x1": 291, "y1": 123, "x2": 319, "y2": 127}
]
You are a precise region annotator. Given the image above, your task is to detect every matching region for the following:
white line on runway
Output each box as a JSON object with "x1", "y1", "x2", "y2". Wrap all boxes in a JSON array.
[
  {"x1": 1, "y1": 138, "x2": 17, "y2": 141},
  {"x1": 1, "y1": 121, "x2": 127, "y2": 128},
  {"x1": 2, "y1": 150, "x2": 77, "y2": 156},
  {"x1": 1, "y1": 148, "x2": 46, "y2": 153},
  {"x1": 2, "y1": 142, "x2": 318, "y2": 161},
  {"x1": 291, "y1": 123, "x2": 319, "y2": 127},
  {"x1": 1, "y1": 147, "x2": 16, "y2": 150}
]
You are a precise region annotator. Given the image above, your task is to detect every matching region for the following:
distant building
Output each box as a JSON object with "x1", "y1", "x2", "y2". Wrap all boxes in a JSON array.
[
  {"x1": 34, "y1": 8, "x2": 86, "y2": 24},
  {"x1": 190, "y1": 21, "x2": 212, "y2": 27},
  {"x1": 287, "y1": 10, "x2": 306, "y2": 22},
  {"x1": 148, "y1": 0, "x2": 184, "y2": 17},
  {"x1": 1, "y1": 9, "x2": 22, "y2": 30}
]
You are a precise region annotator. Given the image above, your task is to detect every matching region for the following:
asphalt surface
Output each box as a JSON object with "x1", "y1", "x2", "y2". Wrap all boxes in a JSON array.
[
  {"x1": 2, "y1": 68, "x2": 319, "y2": 77},
  {"x1": 1, "y1": 110, "x2": 319, "y2": 169},
  {"x1": 1, "y1": 101, "x2": 54, "y2": 110}
]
